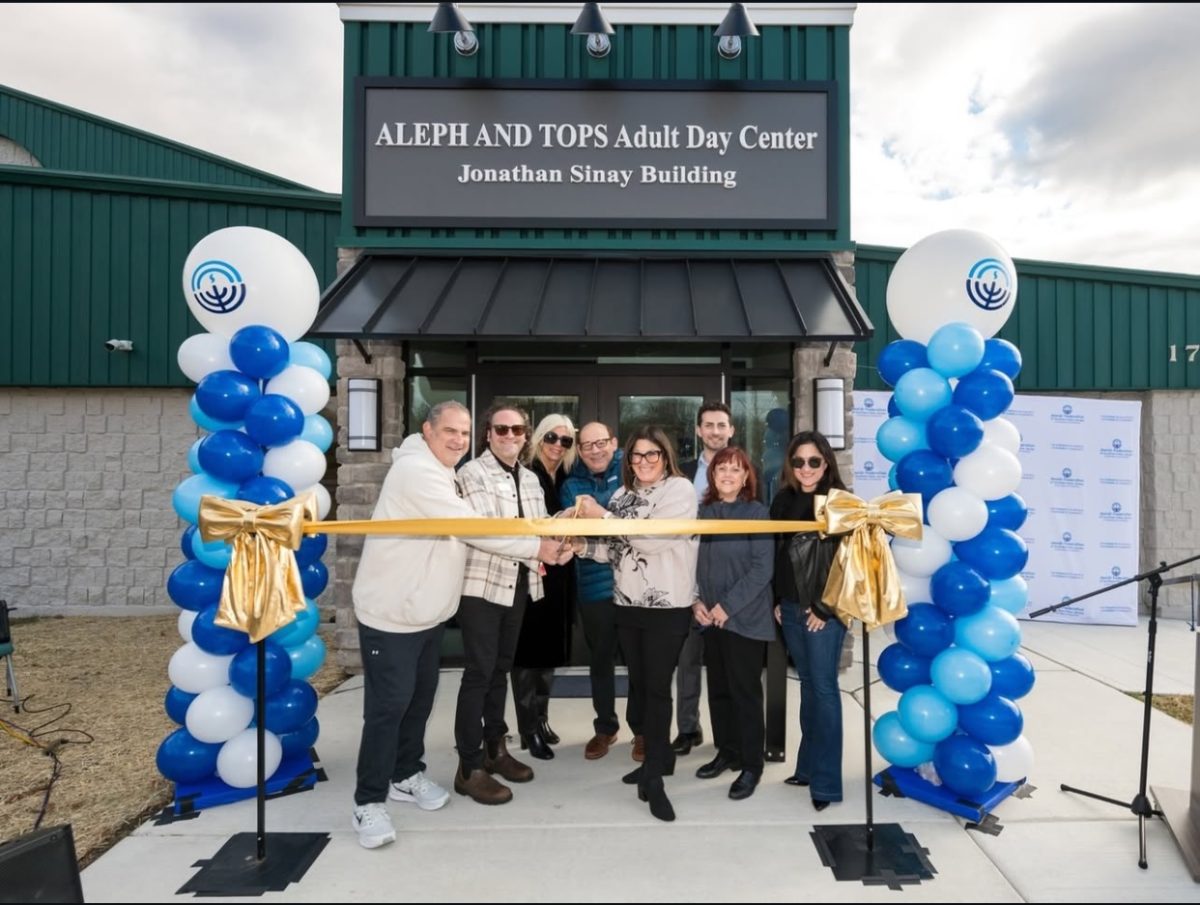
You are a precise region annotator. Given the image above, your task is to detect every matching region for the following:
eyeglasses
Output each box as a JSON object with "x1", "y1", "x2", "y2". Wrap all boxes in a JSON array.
[
  {"x1": 629, "y1": 449, "x2": 663, "y2": 465},
  {"x1": 491, "y1": 423, "x2": 527, "y2": 437},
  {"x1": 543, "y1": 432, "x2": 575, "y2": 449},
  {"x1": 578, "y1": 437, "x2": 612, "y2": 452},
  {"x1": 791, "y1": 456, "x2": 825, "y2": 470}
]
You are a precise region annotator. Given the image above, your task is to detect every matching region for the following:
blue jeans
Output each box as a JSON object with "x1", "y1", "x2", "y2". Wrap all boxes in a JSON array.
[{"x1": 779, "y1": 599, "x2": 846, "y2": 802}]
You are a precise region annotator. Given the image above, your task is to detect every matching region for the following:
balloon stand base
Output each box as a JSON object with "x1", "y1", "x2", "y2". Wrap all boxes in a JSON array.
[
  {"x1": 170, "y1": 750, "x2": 320, "y2": 817},
  {"x1": 875, "y1": 767, "x2": 1021, "y2": 821},
  {"x1": 810, "y1": 823, "x2": 935, "y2": 889},
  {"x1": 177, "y1": 831, "x2": 329, "y2": 896}
]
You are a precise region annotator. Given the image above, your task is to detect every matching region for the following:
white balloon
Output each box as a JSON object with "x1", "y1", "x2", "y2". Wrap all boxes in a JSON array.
[
  {"x1": 182, "y1": 227, "x2": 319, "y2": 341},
  {"x1": 265, "y1": 365, "x2": 331, "y2": 417},
  {"x1": 891, "y1": 525, "x2": 953, "y2": 578},
  {"x1": 886, "y1": 229, "x2": 1018, "y2": 343},
  {"x1": 954, "y1": 442, "x2": 1023, "y2": 500},
  {"x1": 177, "y1": 609, "x2": 198, "y2": 643},
  {"x1": 263, "y1": 440, "x2": 327, "y2": 491},
  {"x1": 186, "y1": 685, "x2": 255, "y2": 744},
  {"x1": 177, "y1": 333, "x2": 234, "y2": 383},
  {"x1": 982, "y1": 417, "x2": 1021, "y2": 455},
  {"x1": 299, "y1": 482, "x2": 332, "y2": 520},
  {"x1": 988, "y1": 734, "x2": 1035, "y2": 784},
  {"x1": 898, "y1": 570, "x2": 932, "y2": 606},
  {"x1": 927, "y1": 486, "x2": 990, "y2": 542},
  {"x1": 216, "y1": 727, "x2": 283, "y2": 788},
  {"x1": 168, "y1": 643, "x2": 235, "y2": 694}
]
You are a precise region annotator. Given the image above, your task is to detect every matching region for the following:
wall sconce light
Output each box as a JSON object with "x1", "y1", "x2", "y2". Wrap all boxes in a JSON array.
[
  {"x1": 572, "y1": 3, "x2": 614, "y2": 58},
  {"x1": 429, "y1": 2, "x2": 478, "y2": 57},
  {"x1": 104, "y1": 339, "x2": 134, "y2": 352},
  {"x1": 348, "y1": 378, "x2": 382, "y2": 452},
  {"x1": 715, "y1": 3, "x2": 759, "y2": 60},
  {"x1": 814, "y1": 377, "x2": 846, "y2": 450}
]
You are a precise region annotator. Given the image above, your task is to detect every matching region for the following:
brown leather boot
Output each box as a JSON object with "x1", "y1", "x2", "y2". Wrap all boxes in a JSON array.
[
  {"x1": 454, "y1": 759, "x2": 513, "y2": 805},
  {"x1": 484, "y1": 736, "x2": 534, "y2": 783}
]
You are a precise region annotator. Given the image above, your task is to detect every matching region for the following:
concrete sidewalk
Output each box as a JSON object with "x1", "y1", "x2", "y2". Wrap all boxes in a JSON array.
[{"x1": 82, "y1": 617, "x2": 1200, "y2": 902}]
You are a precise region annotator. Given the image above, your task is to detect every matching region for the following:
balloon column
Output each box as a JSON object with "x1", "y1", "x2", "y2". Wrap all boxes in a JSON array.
[
  {"x1": 156, "y1": 227, "x2": 332, "y2": 807},
  {"x1": 870, "y1": 230, "x2": 1037, "y2": 818}
]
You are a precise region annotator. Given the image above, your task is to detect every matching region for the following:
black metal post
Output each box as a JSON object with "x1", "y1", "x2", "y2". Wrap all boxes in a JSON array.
[
  {"x1": 256, "y1": 639, "x2": 266, "y2": 861},
  {"x1": 862, "y1": 624, "x2": 873, "y2": 851}
]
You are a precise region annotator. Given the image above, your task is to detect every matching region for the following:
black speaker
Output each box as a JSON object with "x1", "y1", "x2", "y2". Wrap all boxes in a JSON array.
[{"x1": 0, "y1": 824, "x2": 84, "y2": 903}]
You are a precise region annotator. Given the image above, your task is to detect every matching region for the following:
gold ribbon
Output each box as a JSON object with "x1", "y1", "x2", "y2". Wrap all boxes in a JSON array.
[
  {"x1": 304, "y1": 518, "x2": 823, "y2": 537},
  {"x1": 818, "y1": 488, "x2": 924, "y2": 630},
  {"x1": 198, "y1": 493, "x2": 317, "y2": 643}
]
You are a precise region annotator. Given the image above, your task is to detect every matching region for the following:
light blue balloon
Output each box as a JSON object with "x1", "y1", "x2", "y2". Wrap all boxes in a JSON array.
[
  {"x1": 189, "y1": 394, "x2": 241, "y2": 433},
  {"x1": 989, "y1": 575, "x2": 1029, "y2": 615},
  {"x1": 954, "y1": 605, "x2": 1022, "y2": 662},
  {"x1": 873, "y1": 711, "x2": 935, "y2": 768},
  {"x1": 187, "y1": 438, "x2": 203, "y2": 474},
  {"x1": 172, "y1": 473, "x2": 239, "y2": 524},
  {"x1": 286, "y1": 634, "x2": 326, "y2": 681},
  {"x1": 271, "y1": 598, "x2": 320, "y2": 648},
  {"x1": 191, "y1": 530, "x2": 232, "y2": 570},
  {"x1": 897, "y1": 684, "x2": 958, "y2": 744},
  {"x1": 876, "y1": 416, "x2": 929, "y2": 463},
  {"x1": 289, "y1": 342, "x2": 332, "y2": 380},
  {"x1": 300, "y1": 415, "x2": 334, "y2": 453},
  {"x1": 893, "y1": 368, "x2": 953, "y2": 423},
  {"x1": 930, "y1": 646, "x2": 993, "y2": 705},
  {"x1": 927, "y1": 322, "x2": 986, "y2": 379}
]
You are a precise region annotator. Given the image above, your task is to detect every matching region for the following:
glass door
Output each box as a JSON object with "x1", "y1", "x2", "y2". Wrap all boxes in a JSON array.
[{"x1": 602, "y1": 375, "x2": 721, "y2": 463}]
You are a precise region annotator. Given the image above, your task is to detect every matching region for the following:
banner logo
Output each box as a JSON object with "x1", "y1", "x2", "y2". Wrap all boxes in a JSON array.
[
  {"x1": 190, "y1": 260, "x2": 247, "y2": 315},
  {"x1": 965, "y1": 258, "x2": 1013, "y2": 311}
]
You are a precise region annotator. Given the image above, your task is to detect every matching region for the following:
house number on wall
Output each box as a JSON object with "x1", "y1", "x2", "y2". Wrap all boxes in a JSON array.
[{"x1": 1168, "y1": 344, "x2": 1199, "y2": 362}]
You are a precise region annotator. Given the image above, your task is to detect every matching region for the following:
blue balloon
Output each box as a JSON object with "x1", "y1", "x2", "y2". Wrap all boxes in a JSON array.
[
  {"x1": 167, "y1": 560, "x2": 226, "y2": 611},
  {"x1": 164, "y1": 686, "x2": 198, "y2": 725},
  {"x1": 895, "y1": 450, "x2": 955, "y2": 509},
  {"x1": 989, "y1": 652, "x2": 1036, "y2": 700},
  {"x1": 289, "y1": 342, "x2": 332, "y2": 380},
  {"x1": 954, "y1": 605, "x2": 1022, "y2": 662},
  {"x1": 876, "y1": 416, "x2": 929, "y2": 463},
  {"x1": 189, "y1": 394, "x2": 241, "y2": 433},
  {"x1": 927, "y1": 322, "x2": 985, "y2": 379},
  {"x1": 195, "y1": 369, "x2": 261, "y2": 423},
  {"x1": 198, "y1": 430, "x2": 264, "y2": 483},
  {"x1": 286, "y1": 635, "x2": 326, "y2": 681},
  {"x1": 301, "y1": 561, "x2": 329, "y2": 599},
  {"x1": 926, "y1": 405, "x2": 984, "y2": 459},
  {"x1": 878, "y1": 339, "x2": 929, "y2": 387},
  {"x1": 979, "y1": 338, "x2": 1022, "y2": 380},
  {"x1": 955, "y1": 528, "x2": 1028, "y2": 580},
  {"x1": 877, "y1": 643, "x2": 931, "y2": 693},
  {"x1": 953, "y1": 368, "x2": 1015, "y2": 421},
  {"x1": 243, "y1": 394, "x2": 305, "y2": 448},
  {"x1": 295, "y1": 534, "x2": 328, "y2": 570},
  {"x1": 271, "y1": 598, "x2": 320, "y2": 647},
  {"x1": 986, "y1": 494, "x2": 1028, "y2": 532},
  {"x1": 895, "y1": 604, "x2": 956, "y2": 658},
  {"x1": 180, "y1": 525, "x2": 198, "y2": 561},
  {"x1": 191, "y1": 530, "x2": 232, "y2": 570},
  {"x1": 957, "y1": 693, "x2": 1023, "y2": 746},
  {"x1": 893, "y1": 368, "x2": 953, "y2": 422},
  {"x1": 263, "y1": 680, "x2": 319, "y2": 734},
  {"x1": 887, "y1": 396, "x2": 901, "y2": 418},
  {"x1": 934, "y1": 734, "x2": 997, "y2": 798},
  {"x1": 872, "y1": 711, "x2": 935, "y2": 768},
  {"x1": 173, "y1": 473, "x2": 239, "y2": 525},
  {"x1": 237, "y1": 475, "x2": 295, "y2": 506},
  {"x1": 187, "y1": 438, "x2": 203, "y2": 474},
  {"x1": 300, "y1": 415, "x2": 334, "y2": 453},
  {"x1": 930, "y1": 646, "x2": 993, "y2": 705},
  {"x1": 191, "y1": 605, "x2": 251, "y2": 656},
  {"x1": 930, "y1": 561, "x2": 991, "y2": 618},
  {"x1": 156, "y1": 727, "x2": 221, "y2": 784},
  {"x1": 229, "y1": 641, "x2": 293, "y2": 698},
  {"x1": 230, "y1": 325, "x2": 290, "y2": 380},
  {"x1": 897, "y1": 684, "x2": 958, "y2": 744},
  {"x1": 278, "y1": 716, "x2": 321, "y2": 759},
  {"x1": 989, "y1": 575, "x2": 1028, "y2": 615}
]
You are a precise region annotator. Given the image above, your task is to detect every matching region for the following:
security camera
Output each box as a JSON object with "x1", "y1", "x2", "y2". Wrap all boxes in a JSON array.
[{"x1": 104, "y1": 339, "x2": 134, "y2": 352}]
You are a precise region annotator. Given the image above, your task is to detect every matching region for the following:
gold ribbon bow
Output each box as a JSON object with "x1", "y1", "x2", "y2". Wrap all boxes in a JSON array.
[
  {"x1": 819, "y1": 488, "x2": 924, "y2": 630},
  {"x1": 198, "y1": 493, "x2": 317, "y2": 643}
]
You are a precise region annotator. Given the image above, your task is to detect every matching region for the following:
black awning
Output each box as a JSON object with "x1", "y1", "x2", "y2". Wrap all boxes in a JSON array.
[{"x1": 310, "y1": 254, "x2": 873, "y2": 342}]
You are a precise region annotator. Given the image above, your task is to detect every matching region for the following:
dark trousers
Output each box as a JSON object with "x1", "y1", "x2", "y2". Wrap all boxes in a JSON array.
[
  {"x1": 579, "y1": 597, "x2": 625, "y2": 736},
  {"x1": 704, "y1": 628, "x2": 766, "y2": 774},
  {"x1": 454, "y1": 593, "x2": 528, "y2": 770},
  {"x1": 674, "y1": 624, "x2": 704, "y2": 734},
  {"x1": 616, "y1": 606, "x2": 692, "y2": 787},
  {"x1": 354, "y1": 621, "x2": 445, "y2": 806},
  {"x1": 511, "y1": 667, "x2": 553, "y2": 735}
]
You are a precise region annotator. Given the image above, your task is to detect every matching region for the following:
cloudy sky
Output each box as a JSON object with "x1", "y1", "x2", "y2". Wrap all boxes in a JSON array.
[{"x1": 2, "y1": 3, "x2": 1198, "y2": 274}]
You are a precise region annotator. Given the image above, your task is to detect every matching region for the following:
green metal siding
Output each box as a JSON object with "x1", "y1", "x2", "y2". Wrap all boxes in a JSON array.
[
  {"x1": 340, "y1": 22, "x2": 852, "y2": 252},
  {"x1": 0, "y1": 167, "x2": 341, "y2": 387},
  {"x1": 0, "y1": 84, "x2": 315, "y2": 191},
  {"x1": 853, "y1": 245, "x2": 1200, "y2": 391}
]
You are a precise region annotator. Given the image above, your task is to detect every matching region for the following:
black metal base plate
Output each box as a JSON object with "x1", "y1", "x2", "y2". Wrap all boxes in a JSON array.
[
  {"x1": 811, "y1": 823, "x2": 936, "y2": 890},
  {"x1": 178, "y1": 832, "x2": 329, "y2": 897}
]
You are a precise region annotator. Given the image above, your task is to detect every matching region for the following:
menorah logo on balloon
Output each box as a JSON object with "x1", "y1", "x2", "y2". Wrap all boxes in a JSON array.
[
  {"x1": 191, "y1": 260, "x2": 248, "y2": 314},
  {"x1": 965, "y1": 257, "x2": 1012, "y2": 311}
]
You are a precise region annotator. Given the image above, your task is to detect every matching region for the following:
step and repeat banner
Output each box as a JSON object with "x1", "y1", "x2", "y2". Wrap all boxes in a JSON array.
[{"x1": 853, "y1": 392, "x2": 1141, "y2": 626}]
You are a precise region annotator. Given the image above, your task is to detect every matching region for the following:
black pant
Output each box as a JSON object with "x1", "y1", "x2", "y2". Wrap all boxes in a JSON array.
[
  {"x1": 704, "y1": 628, "x2": 766, "y2": 774},
  {"x1": 454, "y1": 593, "x2": 528, "y2": 770},
  {"x1": 579, "y1": 597, "x2": 624, "y2": 736},
  {"x1": 616, "y1": 606, "x2": 692, "y2": 787},
  {"x1": 354, "y1": 621, "x2": 445, "y2": 806},
  {"x1": 511, "y1": 667, "x2": 553, "y2": 735}
]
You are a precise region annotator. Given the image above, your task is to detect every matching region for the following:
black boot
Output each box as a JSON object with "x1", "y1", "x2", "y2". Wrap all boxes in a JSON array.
[
  {"x1": 538, "y1": 716, "x2": 560, "y2": 746},
  {"x1": 535, "y1": 669, "x2": 558, "y2": 744},
  {"x1": 638, "y1": 781, "x2": 676, "y2": 822},
  {"x1": 520, "y1": 728, "x2": 555, "y2": 760}
]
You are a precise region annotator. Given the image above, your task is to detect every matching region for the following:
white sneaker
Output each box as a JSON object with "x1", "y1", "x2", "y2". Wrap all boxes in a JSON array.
[
  {"x1": 351, "y1": 802, "x2": 396, "y2": 849},
  {"x1": 389, "y1": 771, "x2": 450, "y2": 811}
]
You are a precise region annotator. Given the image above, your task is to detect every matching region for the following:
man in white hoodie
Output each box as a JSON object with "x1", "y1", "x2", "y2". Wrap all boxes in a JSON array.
[{"x1": 350, "y1": 400, "x2": 567, "y2": 849}]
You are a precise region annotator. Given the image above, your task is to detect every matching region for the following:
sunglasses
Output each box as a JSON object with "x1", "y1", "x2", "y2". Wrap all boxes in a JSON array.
[
  {"x1": 791, "y1": 456, "x2": 825, "y2": 470},
  {"x1": 543, "y1": 432, "x2": 575, "y2": 449},
  {"x1": 491, "y1": 423, "x2": 527, "y2": 437},
  {"x1": 629, "y1": 449, "x2": 663, "y2": 464}
]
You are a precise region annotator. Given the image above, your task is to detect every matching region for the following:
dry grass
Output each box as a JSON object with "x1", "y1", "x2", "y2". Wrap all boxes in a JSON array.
[
  {"x1": 1129, "y1": 692, "x2": 1195, "y2": 725},
  {"x1": 0, "y1": 614, "x2": 347, "y2": 869}
]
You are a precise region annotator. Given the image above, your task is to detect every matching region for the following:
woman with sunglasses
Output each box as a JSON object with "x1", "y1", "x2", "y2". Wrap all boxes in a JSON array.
[
  {"x1": 511, "y1": 414, "x2": 578, "y2": 760},
  {"x1": 769, "y1": 430, "x2": 847, "y2": 811},
  {"x1": 572, "y1": 426, "x2": 698, "y2": 822}
]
